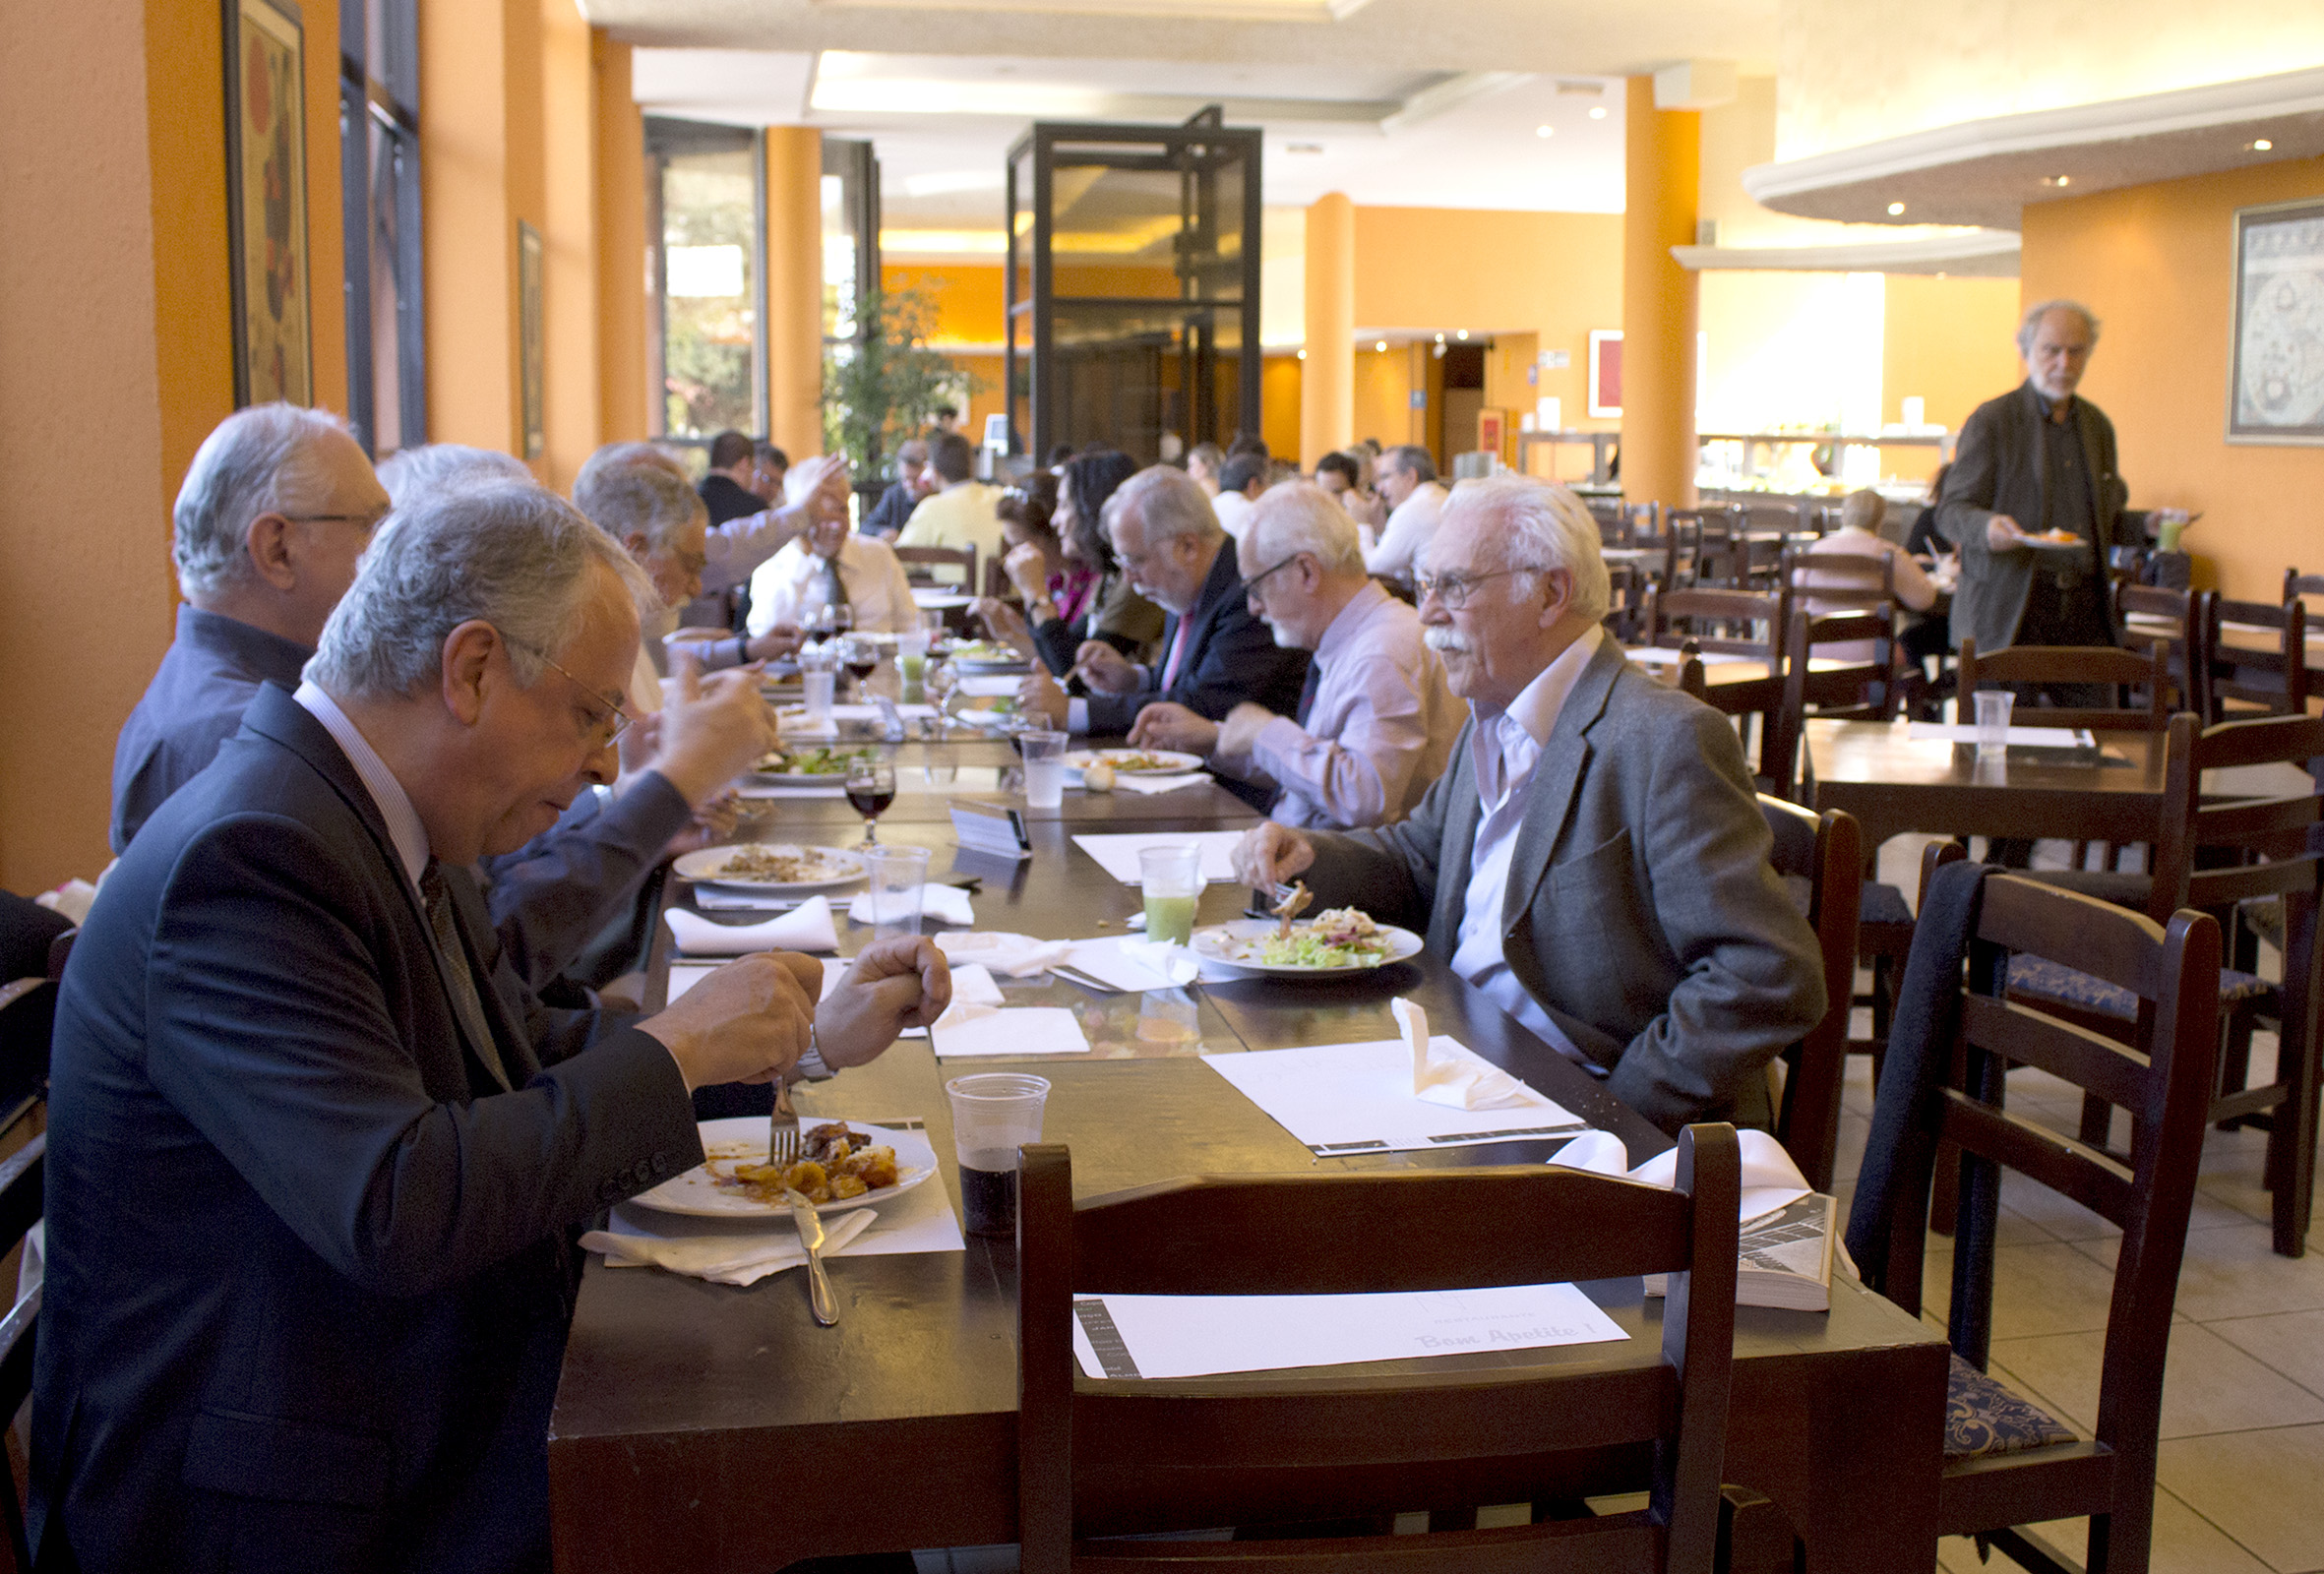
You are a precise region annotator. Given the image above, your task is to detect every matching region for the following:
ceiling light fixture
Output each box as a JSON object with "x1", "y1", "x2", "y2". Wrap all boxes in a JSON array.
[
  {"x1": 2042, "y1": 174, "x2": 2072, "y2": 187},
  {"x1": 1588, "y1": 106, "x2": 1607, "y2": 120},
  {"x1": 1455, "y1": 329, "x2": 1469, "y2": 340},
  {"x1": 2252, "y1": 138, "x2": 2274, "y2": 151},
  {"x1": 1286, "y1": 142, "x2": 1323, "y2": 155},
  {"x1": 1434, "y1": 333, "x2": 1445, "y2": 344},
  {"x1": 1376, "y1": 340, "x2": 1388, "y2": 352},
  {"x1": 1536, "y1": 125, "x2": 1553, "y2": 138},
  {"x1": 1887, "y1": 201, "x2": 1906, "y2": 215},
  {"x1": 1297, "y1": 349, "x2": 1307, "y2": 360}
]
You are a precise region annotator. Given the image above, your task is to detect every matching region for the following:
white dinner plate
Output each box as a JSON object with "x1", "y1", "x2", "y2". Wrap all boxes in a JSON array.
[
  {"x1": 1065, "y1": 748, "x2": 1203, "y2": 777},
  {"x1": 629, "y1": 1119, "x2": 938, "y2": 1219},
  {"x1": 1191, "y1": 919, "x2": 1425, "y2": 978},
  {"x1": 672, "y1": 843, "x2": 867, "y2": 893}
]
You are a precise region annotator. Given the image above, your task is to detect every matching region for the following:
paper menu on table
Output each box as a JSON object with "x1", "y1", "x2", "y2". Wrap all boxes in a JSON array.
[
  {"x1": 1905, "y1": 723, "x2": 2097, "y2": 749},
  {"x1": 1071, "y1": 830, "x2": 1248, "y2": 885},
  {"x1": 1069, "y1": 1282, "x2": 1626, "y2": 1380},
  {"x1": 1200, "y1": 1039, "x2": 1585, "y2": 1156}
]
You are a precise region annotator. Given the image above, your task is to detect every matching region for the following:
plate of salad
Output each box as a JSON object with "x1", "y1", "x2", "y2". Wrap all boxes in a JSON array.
[
  {"x1": 753, "y1": 745, "x2": 882, "y2": 779},
  {"x1": 1190, "y1": 909, "x2": 1422, "y2": 978}
]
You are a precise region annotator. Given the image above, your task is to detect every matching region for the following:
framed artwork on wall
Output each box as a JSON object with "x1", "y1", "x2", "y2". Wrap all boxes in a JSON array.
[
  {"x1": 2228, "y1": 196, "x2": 2324, "y2": 446},
  {"x1": 223, "y1": 0, "x2": 312, "y2": 407},
  {"x1": 1588, "y1": 330, "x2": 1622, "y2": 419},
  {"x1": 519, "y1": 221, "x2": 545, "y2": 459}
]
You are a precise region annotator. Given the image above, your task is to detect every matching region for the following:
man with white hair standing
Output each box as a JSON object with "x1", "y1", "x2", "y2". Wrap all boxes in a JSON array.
[
  {"x1": 1935, "y1": 299, "x2": 2128, "y2": 661},
  {"x1": 34, "y1": 482, "x2": 950, "y2": 1571},
  {"x1": 1130, "y1": 482, "x2": 1458, "y2": 828},
  {"x1": 1234, "y1": 475, "x2": 1824, "y2": 1133}
]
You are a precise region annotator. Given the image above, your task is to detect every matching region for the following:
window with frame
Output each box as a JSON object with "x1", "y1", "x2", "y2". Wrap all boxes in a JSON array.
[{"x1": 337, "y1": 0, "x2": 424, "y2": 456}]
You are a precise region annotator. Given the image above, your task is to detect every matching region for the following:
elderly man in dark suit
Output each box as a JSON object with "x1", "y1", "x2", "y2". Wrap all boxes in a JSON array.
[
  {"x1": 1016, "y1": 466, "x2": 1307, "y2": 731},
  {"x1": 32, "y1": 483, "x2": 949, "y2": 1573},
  {"x1": 1935, "y1": 299, "x2": 2129, "y2": 659},
  {"x1": 1234, "y1": 475, "x2": 1823, "y2": 1133}
]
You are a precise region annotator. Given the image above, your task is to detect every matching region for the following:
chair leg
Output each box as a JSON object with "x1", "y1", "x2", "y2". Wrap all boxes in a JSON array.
[
  {"x1": 2217, "y1": 1009, "x2": 2257, "y2": 1131},
  {"x1": 2268, "y1": 1022, "x2": 2318, "y2": 1258}
]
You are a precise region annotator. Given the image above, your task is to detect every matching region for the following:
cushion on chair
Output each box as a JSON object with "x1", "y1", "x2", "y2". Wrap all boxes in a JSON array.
[
  {"x1": 2007, "y1": 955, "x2": 2272, "y2": 1019},
  {"x1": 1858, "y1": 880, "x2": 1914, "y2": 929},
  {"x1": 1943, "y1": 1354, "x2": 2078, "y2": 1460}
]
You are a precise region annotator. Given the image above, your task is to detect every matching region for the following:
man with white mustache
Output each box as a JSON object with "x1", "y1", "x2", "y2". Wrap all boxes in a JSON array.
[
  {"x1": 1129, "y1": 482, "x2": 1457, "y2": 828},
  {"x1": 1234, "y1": 475, "x2": 1824, "y2": 1134}
]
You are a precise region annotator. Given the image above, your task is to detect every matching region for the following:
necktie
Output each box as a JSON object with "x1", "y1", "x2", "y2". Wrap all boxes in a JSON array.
[
  {"x1": 420, "y1": 864, "x2": 512, "y2": 1092},
  {"x1": 1294, "y1": 661, "x2": 1323, "y2": 726},
  {"x1": 1159, "y1": 619, "x2": 1192, "y2": 691},
  {"x1": 824, "y1": 554, "x2": 850, "y2": 617}
]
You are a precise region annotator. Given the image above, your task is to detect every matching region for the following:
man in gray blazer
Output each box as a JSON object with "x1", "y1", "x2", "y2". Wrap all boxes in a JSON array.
[
  {"x1": 1235, "y1": 476, "x2": 1824, "y2": 1133},
  {"x1": 1935, "y1": 299, "x2": 2129, "y2": 658}
]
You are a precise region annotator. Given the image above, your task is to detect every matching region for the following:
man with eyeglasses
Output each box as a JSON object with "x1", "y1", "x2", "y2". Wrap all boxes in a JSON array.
[
  {"x1": 1128, "y1": 482, "x2": 1457, "y2": 828},
  {"x1": 1234, "y1": 475, "x2": 1824, "y2": 1135},
  {"x1": 35, "y1": 481, "x2": 951, "y2": 1571}
]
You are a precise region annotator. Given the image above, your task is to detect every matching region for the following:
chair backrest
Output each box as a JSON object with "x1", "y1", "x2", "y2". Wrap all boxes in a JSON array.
[
  {"x1": 1786, "y1": 548, "x2": 1895, "y2": 611},
  {"x1": 894, "y1": 543, "x2": 977, "y2": 588},
  {"x1": 2112, "y1": 582, "x2": 2212, "y2": 722},
  {"x1": 1757, "y1": 797, "x2": 1862, "y2": 1191},
  {"x1": 1643, "y1": 586, "x2": 1786, "y2": 661},
  {"x1": 1955, "y1": 638, "x2": 2174, "y2": 732},
  {"x1": 1766, "y1": 606, "x2": 1900, "y2": 800},
  {"x1": 2205, "y1": 594, "x2": 2309, "y2": 721},
  {"x1": 1873, "y1": 876, "x2": 2219, "y2": 1456},
  {"x1": 2149, "y1": 711, "x2": 2324, "y2": 923},
  {"x1": 1017, "y1": 1131, "x2": 1742, "y2": 1574},
  {"x1": 0, "y1": 977, "x2": 54, "y2": 1140},
  {"x1": 0, "y1": 1131, "x2": 42, "y2": 1570}
]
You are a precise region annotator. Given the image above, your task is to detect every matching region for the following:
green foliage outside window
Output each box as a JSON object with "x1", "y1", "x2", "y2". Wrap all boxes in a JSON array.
[{"x1": 823, "y1": 285, "x2": 973, "y2": 477}]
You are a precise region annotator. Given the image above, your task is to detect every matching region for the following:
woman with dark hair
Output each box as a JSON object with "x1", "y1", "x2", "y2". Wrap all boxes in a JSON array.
[{"x1": 976, "y1": 449, "x2": 1163, "y2": 674}]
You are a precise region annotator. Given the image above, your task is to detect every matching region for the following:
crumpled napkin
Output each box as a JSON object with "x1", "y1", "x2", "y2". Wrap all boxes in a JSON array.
[
  {"x1": 1548, "y1": 1128, "x2": 1812, "y2": 1222},
  {"x1": 927, "y1": 1002, "x2": 1092, "y2": 1057},
  {"x1": 665, "y1": 896, "x2": 838, "y2": 956},
  {"x1": 847, "y1": 883, "x2": 976, "y2": 928},
  {"x1": 1396, "y1": 997, "x2": 1532, "y2": 1111},
  {"x1": 1113, "y1": 773, "x2": 1210, "y2": 796},
  {"x1": 947, "y1": 963, "x2": 1005, "y2": 1007},
  {"x1": 581, "y1": 1206, "x2": 878, "y2": 1286},
  {"x1": 934, "y1": 930, "x2": 1074, "y2": 978},
  {"x1": 1118, "y1": 938, "x2": 1201, "y2": 985}
]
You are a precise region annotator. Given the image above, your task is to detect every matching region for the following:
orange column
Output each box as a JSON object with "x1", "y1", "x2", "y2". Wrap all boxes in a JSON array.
[
  {"x1": 1621, "y1": 78, "x2": 1700, "y2": 511},
  {"x1": 764, "y1": 126, "x2": 824, "y2": 458},
  {"x1": 1300, "y1": 191, "x2": 1354, "y2": 468},
  {"x1": 592, "y1": 34, "x2": 647, "y2": 444}
]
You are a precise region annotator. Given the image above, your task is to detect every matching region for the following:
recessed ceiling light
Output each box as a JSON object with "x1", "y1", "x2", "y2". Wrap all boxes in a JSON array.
[
  {"x1": 1434, "y1": 333, "x2": 1445, "y2": 344},
  {"x1": 1887, "y1": 201, "x2": 1906, "y2": 215},
  {"x1": 2044, "y1": 174, "x2": 2071, "y2": 187},
  {"x1": 1375, "y1": 340, "x2": 1388, "y2": 352},
  {"x1": 1296, "y1": 349, "x2": 1307, "y2": 360},
  {"x1": 2253, "y1": 138, "x2": 2275, "y2": 151},
  {"x1": 1588, "y1": 106, "x2": 1607, "y2": 120},
  {"x1": 1455, "y1": 329, "x2": 1469, "y2": 340},
  {"x1": 1536, "y1": 125, "x2": 1554, "y2": 138}
]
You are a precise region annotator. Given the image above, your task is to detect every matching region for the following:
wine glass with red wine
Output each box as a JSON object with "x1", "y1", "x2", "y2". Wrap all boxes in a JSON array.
[
  {"x1": 839, "y1": 633, "x2": 879, "y2": 701},
  {"x1": 845, "y1": 758, "x2": 896, "y2": 849}
]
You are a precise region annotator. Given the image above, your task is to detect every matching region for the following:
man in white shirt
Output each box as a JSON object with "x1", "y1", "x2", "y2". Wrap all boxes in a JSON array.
[
  {"x1": 1234, "y1": 475, "x2": 1824, "y2": 1133},
  {"x1": 1209, "y1": 452, "x2": 1266, "y2": 542},
  {"x1": 747, "y1": 509, "x2": 921, "y2": 636},
  {"x1": 896, "y1": 431, "x2": 1004, "y2": 585},
  {"x1": 1363, "y1": 444, "x2": 1446, "y2": 579},
  {"x1": 1131, "y1": 482, "x2": 1458, "y2": 829}
]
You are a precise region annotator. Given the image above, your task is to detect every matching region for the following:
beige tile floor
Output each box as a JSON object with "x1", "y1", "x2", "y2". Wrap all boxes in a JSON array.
[{"x1": 1845, "y1": 836, "x2": 2324, "y2": 1574}]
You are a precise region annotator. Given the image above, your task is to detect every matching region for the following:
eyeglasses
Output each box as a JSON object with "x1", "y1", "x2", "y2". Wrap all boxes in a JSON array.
[
  {"x1": 499, "y1": 632, "x2": 634, "y2": 751},
  {"x1": 1413, "y1": 567, "x2": 1538, "y2": 611},
  {"x1": 1242, "y1": 555, "x2": 1305, "y2": 601}
]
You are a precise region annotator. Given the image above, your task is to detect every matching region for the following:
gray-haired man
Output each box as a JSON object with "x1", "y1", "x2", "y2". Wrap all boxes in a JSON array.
[{"x1": 34, "y1": 482, "x2": 950, "y2": 1571}]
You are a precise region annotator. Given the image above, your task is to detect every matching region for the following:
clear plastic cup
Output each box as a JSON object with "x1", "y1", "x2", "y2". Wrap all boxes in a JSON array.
[
  {"x1": 800, "y1": 642, "x2": 838, "y2": 727},
  {"x1": 1020, "y1": 729, "x2": 1069, "y2": 811},
  {"x1": 945, "y1": 1072, "x2": 1052, "y2": 1236},
  {"x1": 1974, "y1": 689, "x2": 2014, "y2": 759},
  {"x1": 1138, "y1": 844, "x2": 1205, "y2": 947},
  {"x1": 860, "y1": 845, "x2": 931, "y2": 939}
]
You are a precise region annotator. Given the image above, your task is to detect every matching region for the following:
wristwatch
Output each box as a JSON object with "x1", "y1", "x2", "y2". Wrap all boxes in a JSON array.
[{"x1": 792, "y1": 1022, "x2": 833, "y2": 1082}]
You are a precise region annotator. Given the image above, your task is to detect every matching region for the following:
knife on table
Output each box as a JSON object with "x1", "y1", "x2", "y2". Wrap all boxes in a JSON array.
[{"x1": 782, "y1": 1187, "x2": 839, "y2": 1326}]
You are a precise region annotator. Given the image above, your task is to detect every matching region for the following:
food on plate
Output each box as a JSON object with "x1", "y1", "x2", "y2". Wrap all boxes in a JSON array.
[
  {"x1": 704, "y1": 844, "x2": 853, "y2": 883},
  {"x1": 1080, "y1": 761, "x2": 1116, "y2": 792},
  {"x1": 1100, "y1": 752, "x2": 1179, "y2": 773},
  {"x1": 1232, "y1": 907, "x2": 1394, "y2": 969},
  {"x1": 2027, "y1": 528, "x2": 2083, "y2": 545},
  {"x1": 719, "y1": 1124, "x2": 902, "y2": 1204},
  {"x1": 758, "y1": 745, "x2": 878, "y2": 775},
  {"x1": 945, "y1": 639, "x2": 1019, "y2": 663}
]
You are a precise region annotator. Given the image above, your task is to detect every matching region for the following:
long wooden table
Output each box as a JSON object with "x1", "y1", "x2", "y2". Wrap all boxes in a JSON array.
[{"x1": 547, "y1": 814, "x2": 1947, "y2": 1574}]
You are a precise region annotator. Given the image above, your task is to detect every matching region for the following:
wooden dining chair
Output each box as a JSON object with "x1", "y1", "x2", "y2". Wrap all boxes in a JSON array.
[
  {"x1": 1645, "y1": 588, "x2": 1791, "y2": 788},
  {"x1": 0, "y1": 975, "x2": 53, "y2": 1144},
  {"x1": 0, "y1": 1132, "x2": 43, "y2": 1572},
  {"x1": 1757, "y1": 797, "x2": 1862, "y2": 1192},
  {"x1": 1017, "y1": 1129, "x2": 1742, "y2": 1574},
  {"x1": 1954, "y1": 639, "x2": 2174, "y2": 733},
  {"x1": 2111, "y1": 582, "x2": 2212, "y2": 724},
  {"x1": 2206, "y1": 593, "x2": 2308, "y2": 722},
  {"x1": 894, "y1": 543, "x2": 977, "y2": 590},
  {"x1": 1865, "y1": 875, "x2": 2222, "y2": 1574},
  {"x1": 1784, "y1": 547, "x2": 1895, "y2": 614},
  {"x1": 2006, "y1": 711, "x2": 2324, "y2": 1255},
  {"x1": 1768, "y1": 606, "x2": 1902, "y2": 802}
]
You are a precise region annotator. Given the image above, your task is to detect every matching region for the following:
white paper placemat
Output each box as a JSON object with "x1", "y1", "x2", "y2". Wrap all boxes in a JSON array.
[
  {"x1": 1070, "y1": 1282, "x2": 1625, "y2": 1379},
  {"x1": 1906, "y1": 722, "x2": 2096, "y2": 748},
  {"x1": 1071, "y1": 830, "x2": 1248, "y2": 885},
  {"x1": 929, "y1": 1003, "x2": 1091, "y2": 1058},
  {"x1": 1201, "y1": 1038, "x2": 1586, "y2": 1156}
]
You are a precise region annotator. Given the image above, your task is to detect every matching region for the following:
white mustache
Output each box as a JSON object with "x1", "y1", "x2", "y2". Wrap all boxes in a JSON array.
[{"x1": 1423, "y1": 628, "x2": 1473, "y2": 654}]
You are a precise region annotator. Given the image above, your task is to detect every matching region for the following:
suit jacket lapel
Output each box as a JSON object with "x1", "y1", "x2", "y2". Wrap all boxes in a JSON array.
[
  {"x1": 442, "y1": 864, "x2": 542, "y2": 1086},
  {"x1": 1501, "y1": 638, "x2": 1623, "y2": 929},
  {"x1": 1429, "y1": 717, "x2": 1486, "y2": 949}
]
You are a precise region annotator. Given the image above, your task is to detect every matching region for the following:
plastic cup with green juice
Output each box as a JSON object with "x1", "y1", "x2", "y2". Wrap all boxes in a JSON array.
[
  {"x1": 1138, "y1": 844, "x2": 1205, "y2": 947},
  {"x1": 896, "y1": 630, "x2": 930, "y2": 702}
]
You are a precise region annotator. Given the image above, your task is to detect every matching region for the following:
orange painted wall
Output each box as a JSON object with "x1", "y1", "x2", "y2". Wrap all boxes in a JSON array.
[
  {"x1": 1261, "y1": 354, "x2": 1303, "y2": 459},
  {"x1": 303, "y1": 3, "x2": 347, "y2": 421},
  {"x1": 420, "y1": 0, "x2": 520, "y2": 454},
  {"x1": 2021, "y1": 157, "x2": 2324, "y2": 599},
  {"x1": 1879, "y1": 274, "x2": 2023, "y2": 484},
  {"x1": 1352, "y1": 346, "x2": 1415, "y2": 454},
  {"x1": 884, "y1": 264, "x2": 1007, "y2": 346},
  {"x1": 593, "y1": 35, "x2": 647, "y2": 443}
]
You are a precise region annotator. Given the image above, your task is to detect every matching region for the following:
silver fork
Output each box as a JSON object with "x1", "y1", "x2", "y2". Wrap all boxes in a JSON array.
[{"x1": 768, "y1": 1078, "x2": 801, "y2": 1168}]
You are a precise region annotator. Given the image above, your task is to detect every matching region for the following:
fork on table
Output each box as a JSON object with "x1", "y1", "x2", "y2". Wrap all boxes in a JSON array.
[{"x1": 768, "y1": 1078, "x2": 801, "y2": 1168}]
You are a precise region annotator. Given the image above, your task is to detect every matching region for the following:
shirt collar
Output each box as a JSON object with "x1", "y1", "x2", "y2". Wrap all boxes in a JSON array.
[
  {"x1": 180, "y1": 604, "x2": 317, "y2": 686},
  {"x1": 293, "y1": 680, "x2": 432, "y2": 888},
  {"x1": 1314, "y1": 577, "x2": 1389, "y2": 667},
  {"x1": 2032, "y1": 386, "x2": 2076, "y2": 424},
  {"x1": 1483, "y1": 624, "x2": 1604, "y2": 750}
]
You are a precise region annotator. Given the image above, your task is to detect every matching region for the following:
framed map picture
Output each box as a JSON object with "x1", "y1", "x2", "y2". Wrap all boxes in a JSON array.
[
  {"x1": 224, "y1": 0, "x2": 312, "y2": 407},
  {"x1": 2229, "y1": 197, "x2": 2324, "y2": 445}
]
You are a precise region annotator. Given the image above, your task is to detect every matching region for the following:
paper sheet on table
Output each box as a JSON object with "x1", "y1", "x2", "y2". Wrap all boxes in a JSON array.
[
  {"x1": 1071, "y1": 830, "x2": 1248, "y2": 885},
  {"x1": 1201, "y1": 1038, "x2": 1585, "y2": 1156},
  {"x1": 1069, "y1": 1282, "x2": 1626, "y2": 1380},
  {"x1": 1906, "y1": 722, "x2": 2097, "y2": 749},
  {"x1": 665, "y1": 896, "x2": 838, "y2": 955},
  {"x1": 1548, "y1": 1128, "x2": 1812, "y2": 1223},
  {"x1": 847, "y1": 883, "x2": 977, "y2": 928},
  {"x1": 955, "y1": 675, "x2": 1021, "y2": 698},
  {"x1": 1625, "y1": 645, "x2": 1750, "y2": 667},
  {"x1": 1061, "y1": 936, "x2": 1200, "y2": 991},
  {"x1": 1397, "y1": 998, "x2": 1531, "y2": 1110},
  {"x1": 929, "y1": 1003, "x2": 1090, "y2": 1058},
  {"x1": 935, "y1": 930, "x2": 1074, "y2": 977},
  {"x1": 591, "y1": 1152, "x2": 966, "y2": 1282},
  {"x1": 1112, "y1": 772, "x2": 1212, "y2": 796}
]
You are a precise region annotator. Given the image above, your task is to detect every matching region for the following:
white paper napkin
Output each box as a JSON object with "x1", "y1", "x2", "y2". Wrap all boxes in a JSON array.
[
  {"x1": 1397, "y1": 998, "x2": 1532, "y2": 1111},
  {"x1": 929, "y1": 1003, "x2": 1091, "y2": 1057},
  {"x1": 1113, "y1": 772, "x2": 1211, "y2": 796},
  {"x1": 665, "y1": 896, "x2": 839, "y2": 956},
  {"x1": 580, "y1": 1206, "x2": 877, "y2": 1286},
  {"x1": 847, "y1": 883, "x2": 976, "y2": 928},
  {"x1": 1548, "y1": 1128, "x2": 1812, "y2": 1222},
  {"x1": 1117, "y1": 938, "x2": 1201, "y2": 985},
  {"x1": 947, "y1": 963, "x2": 1005, "y2": 1007},
  {"x1": 934, "y1": 930, "x2": 1075, "y2": 978}
]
